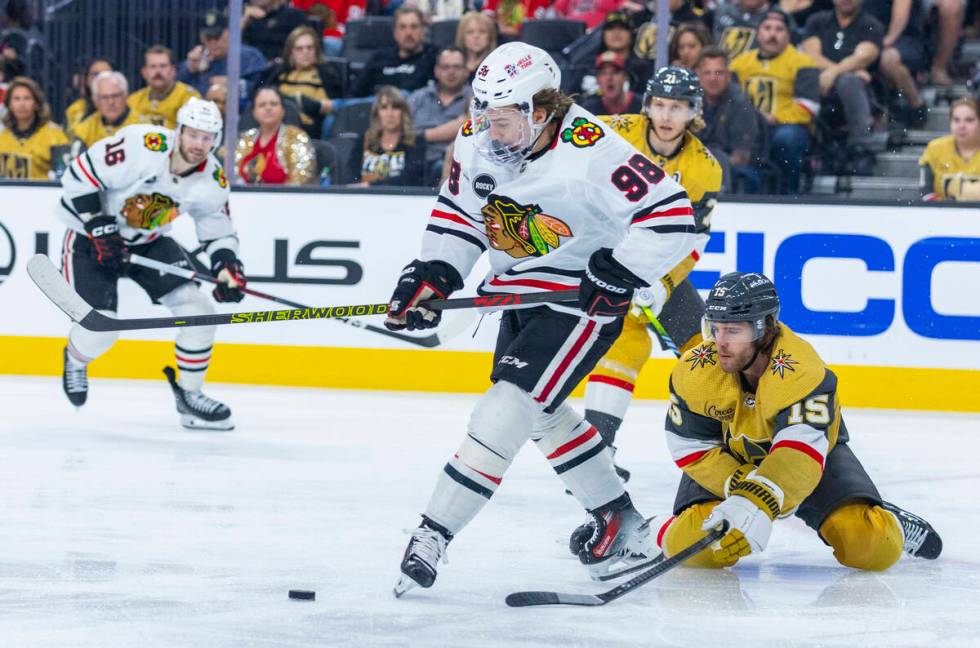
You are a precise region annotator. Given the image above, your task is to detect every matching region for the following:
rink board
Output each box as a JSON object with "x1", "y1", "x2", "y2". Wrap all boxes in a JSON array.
[{"x1": 0, "y1": 185, "x2": 978, "y2": 411}]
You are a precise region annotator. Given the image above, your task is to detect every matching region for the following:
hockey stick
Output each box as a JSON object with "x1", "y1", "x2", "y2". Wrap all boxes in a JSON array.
[
  {"x1": 27, "y1": 254, "x2": 578, "y2": 332},
  {"x1": 126, "y1": 253, "x2": 455, "y2": 348},
  {"x1": 504, "y1": 524, "x2": 727, "y2": 608},
  {"x1": 640, "y1": 305, "x2": 680, "y2": 358}
]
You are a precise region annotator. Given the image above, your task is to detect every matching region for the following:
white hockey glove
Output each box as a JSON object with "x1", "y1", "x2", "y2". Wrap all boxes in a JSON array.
[
  {"x1": 702, "y1": 470, "x2": 784, "y2": 561},
  {"x1": 629, "y1": 281, "x2": 668, "y2": 319}
]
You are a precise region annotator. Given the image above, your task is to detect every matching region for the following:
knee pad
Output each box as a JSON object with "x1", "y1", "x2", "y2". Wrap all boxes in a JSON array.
[
  {"x1": 663, "y1": 501, "x2": 737, "y2": 569},
  {"x1": 68, "y1": 312, "x2": 119, "y2": 361},
  {"x1": 466, "y1": 380, "x2": 540, "y2": 463},
  {"x1": 819, "y1": 503, "x2": 904, "y2": 571}
]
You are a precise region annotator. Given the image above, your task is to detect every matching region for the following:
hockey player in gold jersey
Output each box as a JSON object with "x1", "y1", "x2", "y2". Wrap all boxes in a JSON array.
[
  {"x1": 127, "y1": 46, "x2": 202, "y2": 130},
  {"x1": 583, "y1": 66, "x2": 723, "y2": 481},
  {"x1": 655, "y1": 272, "x2": 942, "y2": 570}
]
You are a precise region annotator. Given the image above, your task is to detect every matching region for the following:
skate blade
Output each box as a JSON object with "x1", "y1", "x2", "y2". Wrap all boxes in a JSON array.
[
  {"x1": 589, "y1": 551, "x2": 664, "y2": 582},
  {"x1": 393, "y1": 575, "x2": 417, "y2": 598},
  {"x1": 180, "y1": 414, "x2": 235, "y2": 431}
]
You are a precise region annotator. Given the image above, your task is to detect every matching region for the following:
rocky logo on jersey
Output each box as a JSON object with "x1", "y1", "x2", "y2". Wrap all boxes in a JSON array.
[
  {"x1": 121, "y1": 192, "x2": 180, "y2": 229},
  {"x1": 560, "y1": 117, "x2": 604, "y2": 148},
  {"x1": 481, "y1": 194, "x2": 572, "y2": 259},
  {"x1": 770, "y1": 349, "x2": 799, "y2": 378},
  {"x1": 686, "y1": 343, "x2": 717, "y2": 370},
  {"x1": 213, "y1": 166, "x2": 228, "y2": 189},
  {"x1": 143, "y1": 132, "x2": 168, "y2": 152}
]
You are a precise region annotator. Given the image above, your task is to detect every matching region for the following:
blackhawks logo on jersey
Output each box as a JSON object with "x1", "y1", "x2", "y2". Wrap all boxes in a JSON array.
[
  {"x1": 686, "y1": 343, "x2": 717, "y2": 370},
  {"x1": 769, "y1": 349, "x2": 799, "y2": 378},
  {"x1": 121, "y1": 192, "x2": 180, "y2": 229},
  {"x1": 213, "y1": 166, "x2": 228, "y2": 188},
  {"x1": 481, "y1": 193, "x2": 572, "y2": 258},
  {"x1": 143, "y1": 132, "x2": 168, "y2": 152},
  {"x1": 560, "y1": 117, "x2": 604, "y2": 148}
]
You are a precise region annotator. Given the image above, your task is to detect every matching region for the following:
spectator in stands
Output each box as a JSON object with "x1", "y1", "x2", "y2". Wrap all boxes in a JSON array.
[
  {"x1": 179, "y1": 14, "x2": 268, "y2": 104},
  {"x1": 580, "y1": 52, "x2": 643, "y2": 115},
  {"x1": 570, "y1": 12, "x2": 652, "y2": 98},
  {"x1": 71, "y1": 71, "x2": 146, "y2": 149},
  {"x1": 128, "y1": 46, "x2": 201, "y2": 130},
  {"x1": 353, "y1": 86, "x2": 427, "y2": 187},
  {"x1": 633, "y1": 0, "x2": 709, "y2": 60},
  {"x1": 863, "y1": 0, "x2": 927, "y2": 126},
  {"x1": 732, "y1": 9, "x2": 820, "y2": 192},
  {"x1": 801, "y1": 0, "x2": 881, "y2": 175},
  {"x1": 552, "y1": 0, "x2": 625, "y2": 29},
  {"x1": 480, "y1": 0, "x2": 549, "y2": 39},
  {"x1": 408, "y1": 47, "x2": 471, "y2": 184},
  {"x1": 669, "y1": 21, "x2": 713, "y2": 68},
  {"x1": 919, "y1": 97, "x2": 980, "y2": 200},
  {"x1": 696, "y1": 46, "x2": 761, "y2": 192},
  {"x1": 0, "y1": 77, "x2": 70, "y2": 180},
  {"x1": 351, "y1": 6, "x2": 437, "y2": 97},
  {"x1": 711, "y1": 0, "x2": 772, "y2": 58},
  {"x1": 293, "y1": 0, "x2": 366, "y2": 58},
  {"x1": 929, "y1": 0, "x2": 963, "y2": 85},
  {"x1": 0, "y1": 0, "x2": 32, "y2": 79},
  {"x1": 236, "y1": 86, "x2": 317, "y2": 185},
  {"x1": 456, "y1": 11, "x2": 498, "y2": 80},
  {"x1": 242, "y1": 0, "x2": 312, "y2": 61},
  {"x1": 64, "y1": 57, "x2": 113, "y2": 134},
  {"x1": 263, "y1": 25, "x2": 345, "y2": 139}
]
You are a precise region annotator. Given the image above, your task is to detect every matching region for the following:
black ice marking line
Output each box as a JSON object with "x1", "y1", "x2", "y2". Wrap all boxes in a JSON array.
[{"x1": 505, "y1": 525, "x2": 727, "y2": 607}]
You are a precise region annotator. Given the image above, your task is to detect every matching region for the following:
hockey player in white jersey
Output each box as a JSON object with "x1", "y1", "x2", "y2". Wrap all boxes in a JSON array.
[
  {"x1": 386, "y1": 43, "x2": 697, "y2": 596},
  {"x1": 57, "y1": 97, "x2": 245, "y2": 430}
]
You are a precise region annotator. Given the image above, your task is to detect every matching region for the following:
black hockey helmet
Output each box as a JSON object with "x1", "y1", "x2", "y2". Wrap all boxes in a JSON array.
[
  {"x1": 643, "y1": 66, "x2": 703, "y2": 114},
  {"x1": 703, "y1": 272, "x2": 780, "y2": 342}
]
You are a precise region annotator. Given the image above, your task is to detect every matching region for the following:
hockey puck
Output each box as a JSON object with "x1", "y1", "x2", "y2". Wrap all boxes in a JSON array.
[{"x1": 288, "y1": 589, "x2": 315, "y2": 601}]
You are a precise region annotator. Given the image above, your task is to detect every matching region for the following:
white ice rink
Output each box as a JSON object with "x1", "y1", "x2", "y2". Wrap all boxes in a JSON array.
[{"x1": 1, "y1": 375, "x2": 978, "y2": 647}]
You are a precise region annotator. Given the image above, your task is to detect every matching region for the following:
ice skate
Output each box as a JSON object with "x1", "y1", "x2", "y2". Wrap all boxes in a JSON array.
[
  {"x1": 163, "y1": 366, "x2": 233, "y2": 431},
  {"x1": 394, "y1": 520, "x2": 451, "y2": 598},
  {"x1": 882, "y1": 501, "x2": 943, "y2": 559},
  {"x1": 576, "y1": 500, "x2": 661, "y2": 581},
  {"x1": 62, "y1": 347, "x2": 88, "y2": 407}
]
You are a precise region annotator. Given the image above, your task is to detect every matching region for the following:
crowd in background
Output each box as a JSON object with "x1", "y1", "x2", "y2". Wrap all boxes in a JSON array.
[{"x1": 0, "y1": 0, "x2": 979, "y2": 200}]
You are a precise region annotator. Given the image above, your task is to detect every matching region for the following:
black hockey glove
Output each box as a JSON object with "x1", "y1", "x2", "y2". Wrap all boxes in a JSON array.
[
  {"x1": 85, "y1": 215, "x2": 127, "y2": 273},
  {"x1": 210, "y1": 249, "x2": 247, "y2": 303},
  {"x1": 385, "y1": 259, "x2": 463, "y2": 331},
  {"x1": 579, "y1": 248, "x2": 648, "y2": 318}
]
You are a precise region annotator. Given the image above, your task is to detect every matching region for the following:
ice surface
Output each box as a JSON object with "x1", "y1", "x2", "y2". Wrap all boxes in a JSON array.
[{"x1": 1, "y1": 376, "x2": 978, "y2": 647}]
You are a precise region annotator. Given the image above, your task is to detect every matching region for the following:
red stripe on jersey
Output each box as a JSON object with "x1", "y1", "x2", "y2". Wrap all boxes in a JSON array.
[
  {"x1": 536, "y1": 320, "x2": 596, "y2": 404},
  {"x1": 75, "y1": 157, "x2": 101, "y2": 189},
  {"x1": 431, "y1": 209, "x2": 479, "y2": 230},
  {"x1": 656, "y1": 515, "x2": 677, "y2": 548},
  {"x1": 489, "y1": 276, "x2": 578, "y2": 291},
  {"x1": 547, "y1": 425, "x2": 598, "y2": 460},
  {"x1": 771, "y1": 440, "x2": 825, "y2": 470},
  {"x1": 587, "y1": 374, "x2": 635, "y2": 392},
  {"x1": 176, "y1": 355, "x2": 211, "y2": 364},
  {"x1": 632, "y1": 206, "x2": 694, "y2": 225},
  {"x1": 466, "y1": 464, "x2": 502, "y2": 485},
  {"x1": 675, "y1": 449, "x2": 709, "y2": 468}
]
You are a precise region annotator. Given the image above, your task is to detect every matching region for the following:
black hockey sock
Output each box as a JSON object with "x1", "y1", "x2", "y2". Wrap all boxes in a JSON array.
[
  {"x1": 420, "y1": 515, "x2": 454, "y2": 542},
  {"x1": 584, "y1": 409, "x2": 623, "y2": 447}
]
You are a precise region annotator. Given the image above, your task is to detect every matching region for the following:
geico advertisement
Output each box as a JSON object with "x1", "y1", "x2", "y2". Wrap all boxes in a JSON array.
[{"x1": 0, "y1": 185, "x2": 978, "y2": 369}]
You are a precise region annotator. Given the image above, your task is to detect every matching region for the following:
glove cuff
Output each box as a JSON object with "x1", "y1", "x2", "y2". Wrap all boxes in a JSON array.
[
  {"x1": 588, "y1": 248, "x2": 649, "y2": 292},
  {"x1": 84, "y1": 215, "x2": 119, "y2": 235},
  {"x1": 210, "y1": 248, "x2": 239, "y2": 270},
  {"x1": 728, "y1": 470, "x2": 784, "y2": 521},
  {"x1": 724, "y1": 463, "x2": 757, "y2": 498},
  {"x1": 407, "y1": 259, "x2": 464, "y2": 296}
]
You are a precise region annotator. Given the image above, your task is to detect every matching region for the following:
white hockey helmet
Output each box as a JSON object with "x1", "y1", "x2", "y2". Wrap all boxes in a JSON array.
[
  {"x1": 176, "y1": 97, "x2": 223, "y2": 151},
  {"x1": 470, "y1": 42, "x2": 562, "y2": 167}
]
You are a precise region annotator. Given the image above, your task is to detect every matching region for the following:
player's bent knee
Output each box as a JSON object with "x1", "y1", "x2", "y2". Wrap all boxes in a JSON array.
[
  {"x1": 664, "y1": 502, "x2": 737, "y2": 569},
  {"x1": 820, "y1": 503, "x2": 904, "y2": 571},
  {"x1": 160, "y1": 283, "x2": 215, "y2": 315},
  {"x1": 467, "y1": 380, "x2": 539, "y2": 459}
]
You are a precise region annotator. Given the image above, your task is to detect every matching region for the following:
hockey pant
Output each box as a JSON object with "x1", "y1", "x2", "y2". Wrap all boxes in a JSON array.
[
  {"x1": 62, "y1": 232, "x2": 217, "y2": 390},
  {"x1": 422, "y1": 307, "x2": 628, "y2": 535}
]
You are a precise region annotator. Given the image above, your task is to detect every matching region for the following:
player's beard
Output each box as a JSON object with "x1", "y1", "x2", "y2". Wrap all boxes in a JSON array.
[{"x1": 172, "y1": 144, "x2": 208, "y2": 174}]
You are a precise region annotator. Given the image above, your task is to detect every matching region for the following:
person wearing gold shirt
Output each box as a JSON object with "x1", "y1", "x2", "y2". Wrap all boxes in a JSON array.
[
  {"x1": 654, "y1": 272, "x2": 941, "y2": 571},
  {"x1": 0, "y1": 77, "x2": 70, "y2": 180},
  {"x1": 919, "y1": 98, "x2": 980, "y2": 201},
  {"x1": 582, "y1": 66, "x2": 723, "y2": 482},
  {"x1": 71, "y1": 71, "x2": 147, "y2": 149},
  {"x1": 127, "y1": 45, "x2": 201, "y2": 129},
  {"x1": 64, "y1": 57, "x2": 114, "y2": 134}
]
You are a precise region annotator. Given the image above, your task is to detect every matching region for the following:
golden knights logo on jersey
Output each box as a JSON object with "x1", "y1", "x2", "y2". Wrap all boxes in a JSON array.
[
  {"x1": 744, "y1": 75, "x2": 777, "y2": 114},
  {"x1": 722, "y1": 26, "x2": 757, "y2": 57},
  {"x1": 481, "y1": 194, "x2": 572, "y2": 258},
  {"x1": 121, "y1": 192, "x2": 180, "y2": 229},
  {"x1": 724, "y1": 424, "x2": 771, "y2": 464},
  {"x1": 686, "y1": 343, "x2": 717, "y2": 370},
  {"x1": 770, "y1": 349, "x2": 799, "y2": 378},
  {"x1": 0, "y1": 153, "x2": 29, "y2": 179},
  {"x1": 560, "y1": 117, "x2": 604, "y2": 148}
]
